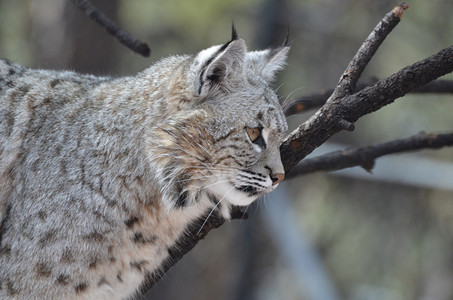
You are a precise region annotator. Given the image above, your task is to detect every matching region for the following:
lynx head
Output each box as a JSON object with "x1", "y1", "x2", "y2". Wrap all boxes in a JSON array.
[{"x1": 149, "y1": 28, "x2": 289, "y2": 215}]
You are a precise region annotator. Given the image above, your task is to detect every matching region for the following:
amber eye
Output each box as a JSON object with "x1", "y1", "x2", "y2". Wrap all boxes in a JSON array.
[{"x1": 246, "y1": 127, "x2": 261, "y2": 143}]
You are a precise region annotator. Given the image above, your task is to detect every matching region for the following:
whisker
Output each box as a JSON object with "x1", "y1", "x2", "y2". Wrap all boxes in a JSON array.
[
  {"x1": 191, "y1": 179, "x2": 233, "y2": 191},
  {"x1": 274, "y1": 82, "x2": 284, "y2": 93},
  {"x1": 263, "y1": 194, "x2": 269, "y2": 211},
  {"x1": 196, "y1": 184, "x2": 238, "y2": 235},
  {"x1": 240, "y1": 204, "x2": 251, "y2": 223},
  {"x1": 280, "y1": 86, "x2": 307, "y2": 108}
]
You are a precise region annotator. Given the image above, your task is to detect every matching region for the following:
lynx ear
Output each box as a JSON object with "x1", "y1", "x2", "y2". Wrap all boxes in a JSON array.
[
  {"x1": 246, "y1": 46, "x2": 289, "y2": 83},
  {"x1": 193, "y1": 38, "x2": 247, "y2": 96}
]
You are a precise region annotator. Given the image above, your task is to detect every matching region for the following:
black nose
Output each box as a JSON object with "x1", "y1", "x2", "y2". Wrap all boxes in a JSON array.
[{"x1": 271, "y1": 173, "x2": 285, "y2": 185}]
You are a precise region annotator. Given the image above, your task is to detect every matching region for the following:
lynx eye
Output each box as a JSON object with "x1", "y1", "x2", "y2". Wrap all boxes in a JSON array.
[
  {"x1": 247, "y1": 127, "x2": 266, "y2": 149},
  {"x1": 246, "y1": 127, "x2": 261, "y2": 142}
]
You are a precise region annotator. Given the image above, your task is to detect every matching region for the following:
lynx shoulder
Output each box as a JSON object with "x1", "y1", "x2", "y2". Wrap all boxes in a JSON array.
[{"x1": 0, "y1": 32, "x2": 288, "y2": 299}]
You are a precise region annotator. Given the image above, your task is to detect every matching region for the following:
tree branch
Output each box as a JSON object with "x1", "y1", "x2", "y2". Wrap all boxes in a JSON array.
[
  {"x1": 281, "y1": 7, "x2": 453, "y2": 173},
  {"x1": 286, "y1": 132, "x2": 453, "y2": 178},
  {"x1": 69, "y1": 0, "x2": 151, "y2": 57},
  {"x1": 284, "y1": 79, "x2": 453, "y2": 116}
]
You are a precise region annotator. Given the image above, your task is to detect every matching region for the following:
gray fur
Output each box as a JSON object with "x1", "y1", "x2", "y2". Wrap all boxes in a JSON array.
[{"x1": 0, "y1": 37, "x2": 288, "y2": 299}]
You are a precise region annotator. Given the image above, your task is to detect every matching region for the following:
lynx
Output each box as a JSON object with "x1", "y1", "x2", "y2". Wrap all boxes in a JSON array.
[{"x1": 0, "y1": 29, "x2": 289, "y2": 299}]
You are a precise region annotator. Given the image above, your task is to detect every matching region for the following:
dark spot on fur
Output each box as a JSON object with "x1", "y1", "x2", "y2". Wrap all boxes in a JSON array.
[
  {"x1": 57, "y1": 274, "x2": 70, "y2": 285},
  {"x1": 74, "y1": 282, "x2": 88, "y2": 293},
  {"x1": 8, "y1": 68, "x2": 15, "y2": 75},
  {"x1": 83, "y1": 232, "x2": 104, "y2": 242},
  {"x1": 41, "y1": 97, "x2": 51, "y2": 105},
  {"x1": 130, "y1": 260, "x2": 147, "y2": 272},
  {"x1": 18, "y1": 85, "x2": 30, "y2": 94},
  {"x1": 38, "y1": 229, "x2": 58, "y2": 246},
  {"x1": 6, "y1": 80, "x2": 14, "y2": 87},
  {"x1": 55, "y1": 145, "x2": 62, "y2": 156},
  {"x1": 107, "y1": 200, "x2": 117, "y2": 207},
  {"x1": 37, "y1": 210, "x2": 47, "y2": 221},
  {"x1": 60, "y1": 248, "x2": 74, "y2": 263},
  {"x1": 124, "y1": 216, "x2": 139, "y2": 228},
  {"x1": 97, "y1": 277, "x2": 109, "y2": 287},
  {"x1": 6, "y1": 280, "x2": 18, "y2": 296},
  {"x1": 109, "y1": 257, "x2": 116, "y2": 264},
  {"x1": 50, "y1": 79, "x2": 62, "y2": 88},
  {"x1": 117, "y1": 272, "x2": 123, "y2": 282},
  {"x1": 68, "y1": 197, "x2": 77, "y2": 206},
  {"x1": 35, "y1": 262, "x2": 52, "y2": 277},
  {"x1": 132, "y1": 232, "x2": 156, "y2": 244},
  {"x1": 121, "y1": 203, "x2": 130, "y2": 213},
  {"x1": 133, "y1": 232, "x2": 144, "y2": 243},
  {"x1": 89, "y1": 258, "x2": 98, "y2": 269}
]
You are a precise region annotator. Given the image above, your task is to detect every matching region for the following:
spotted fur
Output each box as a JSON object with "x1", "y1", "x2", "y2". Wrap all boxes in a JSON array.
[{"x1": 0, "y1": 33, "x2": 288, "y2": 299}]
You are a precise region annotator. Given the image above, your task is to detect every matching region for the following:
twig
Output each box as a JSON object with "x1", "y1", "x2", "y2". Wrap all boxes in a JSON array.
[
  {"x1": 286, "y1": 132, "x2": 453, "y2": 178},
  {"x1": 69, "y1": 0, "x2": 151, "y2": 57},
  {"x1": 330, "y1": 2, "x2": 409, "y2": 99},
  {"x1": 284, "y1": 79, "x2": 453, "y2": 116}
]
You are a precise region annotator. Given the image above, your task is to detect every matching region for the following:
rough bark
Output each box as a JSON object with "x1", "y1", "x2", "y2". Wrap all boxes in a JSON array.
[
  {"x1": 287, "y1": 132, "x2": 453, "y2": 177},
  {"x1": 284, "y1": 79, "x2": 453, "y2": 116}
]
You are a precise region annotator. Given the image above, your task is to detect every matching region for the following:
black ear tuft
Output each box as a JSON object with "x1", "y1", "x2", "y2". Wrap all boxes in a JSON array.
[
  {"x1": 231, "y1": 23, "x2": 239, "y2": 41},
  {"x1": 282, "y1": 28, "x2": 291, "y2": 47}
]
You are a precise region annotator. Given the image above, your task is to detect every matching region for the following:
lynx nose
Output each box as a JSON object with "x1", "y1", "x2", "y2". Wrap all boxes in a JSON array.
[{"x1": 271, "y1": 173, "x2": 285, "y2": 185}]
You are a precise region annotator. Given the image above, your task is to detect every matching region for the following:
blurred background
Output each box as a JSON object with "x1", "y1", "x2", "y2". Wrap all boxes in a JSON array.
[{"x1": 1, "y1": 0, "x2": 453, "y2": 299}]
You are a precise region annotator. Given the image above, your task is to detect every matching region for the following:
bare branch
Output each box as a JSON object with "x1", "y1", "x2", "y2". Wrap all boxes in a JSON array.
[
  {"x1": 284, "y1": 79, "x2": 453, "y2": 116},
  {"x1": 69, "y1": 0, "x2": 151, "y2": 57},
  {"x1": 287, "y1": 132, "x2": 453, "y2": 178},
  {"x1": 281, "y1": 19, "x2": 453, "y2": 172}
]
